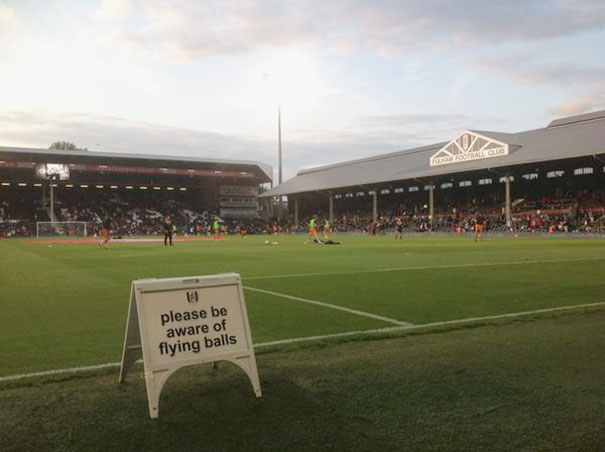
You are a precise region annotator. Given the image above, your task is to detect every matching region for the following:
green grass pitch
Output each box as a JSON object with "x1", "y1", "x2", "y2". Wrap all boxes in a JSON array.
[{"x1": 1, "y1": 234, "x2": 604, "y2": 451}]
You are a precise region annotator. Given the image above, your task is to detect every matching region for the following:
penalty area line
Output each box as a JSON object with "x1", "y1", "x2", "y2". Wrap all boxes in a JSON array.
[
  {"x1": 243, "y1": 286, "x2": 413, "y2": 327},
  {"x1": 1, "y1": 301, "x2": 604, "y2": 384}
]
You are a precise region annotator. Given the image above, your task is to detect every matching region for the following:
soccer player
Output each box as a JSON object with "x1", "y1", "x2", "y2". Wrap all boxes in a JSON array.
[
  {"x1": 99, "y1": 217, "x2": 111, "y2": 249},
  {"x1": 212, "y1": 217, "x2": 220, "y2": 240},
  {"x1": 305, "y1": 215, "x2": 319, "y2": 243},
  {"x1": 394, "y1": 217, "x2": 403, "y2": 240},
  {"x1": 323, "y1": 218, "x2": 331, "y2": 240},
  {"x1": 163, "y1": 216, "x2": 173, "y2": 246},
  {"x1": 474, "y1": 213, "x2": 485, "y2": 242}
]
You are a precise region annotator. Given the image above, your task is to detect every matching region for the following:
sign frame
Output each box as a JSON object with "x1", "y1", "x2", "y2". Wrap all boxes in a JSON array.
[{"x1": 118, "y1": 273, "x2": 262, "y2": 419}]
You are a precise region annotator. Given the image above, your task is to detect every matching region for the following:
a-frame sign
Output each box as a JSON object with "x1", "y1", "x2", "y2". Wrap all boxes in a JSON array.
[{"x1": 119, "y1": 273, "x2": 262, "y2": 418}]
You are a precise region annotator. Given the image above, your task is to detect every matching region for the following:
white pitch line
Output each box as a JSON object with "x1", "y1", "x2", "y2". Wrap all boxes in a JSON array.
[
  {"x1": 243, "y1": 286, "x2": 413, "y2": 327},
  {"x1": 0, "y1": 362, "x2": 121, "y2": 383},
  {"x1": 1, "y1": 301, "x2": 604, "y2": 384},
  {"x1": 244, "y1": 256, "x2": 605, "y2": 281},
  {"x1": 254, "y1": 301, "x2": 605, "y2": 347}
]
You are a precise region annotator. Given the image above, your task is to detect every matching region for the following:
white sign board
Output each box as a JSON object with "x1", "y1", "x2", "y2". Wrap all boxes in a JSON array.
[
  {"x1": 119, "y1": 273, "x2": 262, "y2": 418},
  {"x1": 35, "y1": 163, "x2": 70, "y2": 180},
  {"x1": 219, "y1": 185, "x2": 259, "y2": 196},
  {"x1": 429, "y1": 131, "x2": 510, "y2": 167}
]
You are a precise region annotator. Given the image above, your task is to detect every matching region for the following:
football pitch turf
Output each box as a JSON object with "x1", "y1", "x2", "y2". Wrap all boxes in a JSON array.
[{"x1": 1, "y1": 234, "x2": 604, "y2": 451}]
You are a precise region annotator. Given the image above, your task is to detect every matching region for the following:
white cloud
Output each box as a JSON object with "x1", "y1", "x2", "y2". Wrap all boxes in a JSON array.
[
  {"x1": 0, "y1": 110, "x2": 269, "y2": 158},
  {"x1": 94, "y1": 0, "x2": 605, "y2": 61},
  {"x1": 547, "y1": 101, "x2": 596, "y2": 116},
  {"x1": 469, "y1": 57, "x2": 605, "y2": 116},
  {"x1": 0, "y1": 110, "x2": 507, "y2": 181},
  {"x1": 95, "y1": 0, "x2": 136, "y2": 21},
  {"x1": 0, "y1": 3, "x2": 17, "y2": 24},
  {"x1": 547, "y1": 83, "x2": 605, "y2": 116},
  {"x1": 473, "y1": 58, "x2": 605, "y2": 86},
  {"x1": 0, "y1": 3, "x2": 19, "y2": 46}
]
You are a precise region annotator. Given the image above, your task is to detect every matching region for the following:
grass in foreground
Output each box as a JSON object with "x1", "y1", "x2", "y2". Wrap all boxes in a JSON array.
[{"x1": 1, "y1": 311, "x2": 604, "y2": 452}]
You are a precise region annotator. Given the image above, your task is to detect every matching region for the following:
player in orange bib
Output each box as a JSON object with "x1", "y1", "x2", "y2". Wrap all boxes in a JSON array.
[
  {"x1": 474, "y1": 213, "x2": 485, "y2": 242},
  {"x1": 305, "y1": 215, "x2": 319, "y2": 243},
  {"x1": 99, "y1": 217, "x2": 111, "y2": 249}
]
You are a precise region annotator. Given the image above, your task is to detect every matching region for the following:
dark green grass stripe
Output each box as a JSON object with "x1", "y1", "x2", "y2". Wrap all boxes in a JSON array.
[{"x1": 2, "y1": 300, "x2": 603, "y2": 387}]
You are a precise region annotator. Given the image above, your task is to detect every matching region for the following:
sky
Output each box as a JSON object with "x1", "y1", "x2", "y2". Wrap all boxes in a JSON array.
[{"x1": 1, "y1": 0, "x2": 604, "y2": 181}]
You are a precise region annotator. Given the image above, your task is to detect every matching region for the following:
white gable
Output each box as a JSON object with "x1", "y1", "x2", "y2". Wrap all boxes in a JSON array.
[{"x1": 430, "y1": 131, "x2": 509, "y2": 167}]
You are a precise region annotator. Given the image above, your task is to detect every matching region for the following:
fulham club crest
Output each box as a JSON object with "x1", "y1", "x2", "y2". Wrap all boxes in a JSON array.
[
  {"x1": 186, "y1": 291, "x2": 199, "y2": 304},
  {"x1": 461, "y1": 133, "x2": 471, "y2": 151}
]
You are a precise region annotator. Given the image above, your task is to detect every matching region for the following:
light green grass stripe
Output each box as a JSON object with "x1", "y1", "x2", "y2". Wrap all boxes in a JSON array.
[
  {"x1": 244, "y1": 256, "x2": 605, "y2": 280},
  {"x1": 1, "y1": 301, "x2": 603, "y2": 384},
  {"x1": 244, "y1": 286, "x2": 413, "y2": 326},
  {"x1": 255, "y1": 301, "x2": 605, "y2": 347}
]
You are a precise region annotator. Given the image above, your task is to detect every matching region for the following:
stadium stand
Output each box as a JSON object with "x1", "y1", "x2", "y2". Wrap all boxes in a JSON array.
[
  {"x1": 0, "y1": 148, "x2": 272, "y2": 237},
  {"x1": 261, "y1": 110, "x2": 605, "y2": 235},
  {"x1": 2, "y1": 110, "x2": 604, "y2": 238},
  {"x1": 0, "y1": 187, "x2": 270, "y2": 237}
]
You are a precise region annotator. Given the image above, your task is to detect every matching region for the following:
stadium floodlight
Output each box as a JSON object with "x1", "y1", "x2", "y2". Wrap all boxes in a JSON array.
[
  {"x1": 263, "y1": 72, "x2": 284, "y2": 218},
  {"x1": 36, "y1": 221, "x2": 88, "y2": 238}
]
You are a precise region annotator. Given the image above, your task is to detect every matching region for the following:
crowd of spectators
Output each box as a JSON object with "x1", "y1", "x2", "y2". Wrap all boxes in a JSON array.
[
  {"x1": 1, "y1": 186, "x2": 604, "y2": 238},
  {"x1": 293, "y1": 186, "x2": 605, "y2": 235},
  {"x1": 53, "y1": 190, "x2": 270, "y2": 237},
  {"x1": 0, "y1": 189, "x2": 270, "y2": 237},
  {"x1": 0, "y1": 195, "x2": 48, "y2": 237}
]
